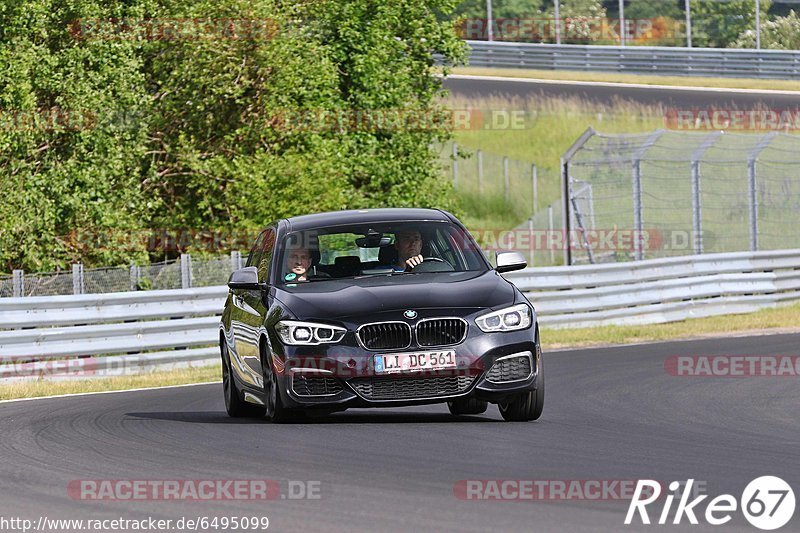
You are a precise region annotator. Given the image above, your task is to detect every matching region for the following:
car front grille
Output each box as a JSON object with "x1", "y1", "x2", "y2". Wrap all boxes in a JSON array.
[
  {"x1": 357, "y1": 322, "x2": 412, "y2": 350},
  {"x1": 486, "y1": 353, "x2": 533, "y2": 383},
  {"x1": 292, "y1": 375, "x2": 343, "y2": 397},
  {"x1": 416, "y1": 318, "x2": 468, "y2": 347},
  {"x1": 350, "y1": 375, "x2": 473, "y2": 400}
]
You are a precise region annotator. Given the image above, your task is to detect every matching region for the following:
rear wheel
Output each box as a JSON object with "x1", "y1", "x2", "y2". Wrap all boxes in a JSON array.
[
  {"x1": 447, "y1": 397, "x2": 489, "y2": 416},
  {"x1": 221, "y1": 341, "x2": 265, "y2": 418}
]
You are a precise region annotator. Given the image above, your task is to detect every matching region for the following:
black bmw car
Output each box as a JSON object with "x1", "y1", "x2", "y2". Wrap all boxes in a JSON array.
[{"x1": 220, "y1": 208, "x2": 543, "y2": 422}]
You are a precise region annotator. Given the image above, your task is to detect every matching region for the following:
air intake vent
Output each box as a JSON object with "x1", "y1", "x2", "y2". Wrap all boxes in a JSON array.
[
  {"x1": 486, "y1": 353, "x2": 533, "y2": 383},
  {"x1": 292, "y1": 375, "x2": 343, "y2": 396},
  {"x1": 351, "y1": 375, "x2": 473, "y2": 400}
]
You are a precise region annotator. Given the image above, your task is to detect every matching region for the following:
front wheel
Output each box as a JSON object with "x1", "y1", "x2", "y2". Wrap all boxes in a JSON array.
[
  {"x1": 448, "y1": 397, "x2": 489, "y2": 416},
  {"x1": 262, "y1": 351, "x2": 303, "y2": 424},
  {"x1": 221, "y1": 341, "x2": 265, "y2": 418},
  {"x1": 498, "y1": 354, "x2": 544, "y2": 422}
]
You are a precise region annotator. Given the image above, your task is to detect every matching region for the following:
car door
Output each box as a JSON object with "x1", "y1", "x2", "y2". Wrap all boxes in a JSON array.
[
  {"x1": 229, "y1": 229, "x2": 270, "y2": 387},
  {"x1": 235, "y1": 227, "x2": 276, "y2": 388}
]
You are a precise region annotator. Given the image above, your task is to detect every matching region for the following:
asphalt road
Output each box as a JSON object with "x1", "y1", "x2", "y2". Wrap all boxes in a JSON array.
[
  {"x1": 444, "y1": 75, "x2": 800, "y2": 109},
  {"x1": 1, "y1": 332, "x2": 798, "y2": 532}
]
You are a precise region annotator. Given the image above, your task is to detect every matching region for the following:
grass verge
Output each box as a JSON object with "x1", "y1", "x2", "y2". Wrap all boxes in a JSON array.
[
  {"x1": 444, "y1": 93, "x2": 663, "y2": 230},
  {"x1": 541, "y1": 302, "x2": 800, "y2": 350},
  {"x1": 452, "y1": 67, "x2": 800, "y2": 92},
  {"x1": 0, "y1": 363, "x2": 221, "y2": 401}
]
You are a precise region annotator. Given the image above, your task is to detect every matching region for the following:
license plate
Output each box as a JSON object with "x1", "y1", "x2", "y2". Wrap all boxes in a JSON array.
[{"x1": 374, "y1": 350, "x2": 456, "y2": 374}]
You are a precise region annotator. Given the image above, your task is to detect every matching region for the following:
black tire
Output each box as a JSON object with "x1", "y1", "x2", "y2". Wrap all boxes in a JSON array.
[
  {"x1": 447, "y1": 397, "x2": 489, "y2": 416},
  {"x1": 261, "y1": 345, "x2": 303, "y2": 424},
  {"x1": 498, "y1": 348, "x2": 545, "y2": 422},
  {"x1": 221, "y1": 341, "x2": 265, "y2": 418}
]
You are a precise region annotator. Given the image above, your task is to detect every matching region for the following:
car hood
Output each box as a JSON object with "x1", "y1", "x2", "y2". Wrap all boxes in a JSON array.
[{"x1": 274, "y1": 270, "x2": 517, "y2": 320}]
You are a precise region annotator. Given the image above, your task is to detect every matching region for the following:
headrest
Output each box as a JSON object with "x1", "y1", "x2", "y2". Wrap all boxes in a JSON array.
[
  {"x1": 378, "y1": 244, "x2": 397, "y2": 264},
  {"x1": 334, "y1": 255, "x2": 360, "y2": 266}
]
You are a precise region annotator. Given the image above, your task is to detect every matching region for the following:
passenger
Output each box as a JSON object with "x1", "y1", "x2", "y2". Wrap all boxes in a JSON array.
[{"x1": 285, "y1": 247, "x2": 312, "y2": 282}]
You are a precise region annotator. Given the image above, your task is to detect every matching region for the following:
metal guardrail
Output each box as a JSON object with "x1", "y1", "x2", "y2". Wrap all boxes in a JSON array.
[
  {"x1": 1, "y1": 249, "x2": 798, "y2": 380},
  {"x1": 506, "y1": 249, "x2": 800, "y2": 327},
  {"x1": 466, "y1": 40, "x2": 800, "y2": 80}
]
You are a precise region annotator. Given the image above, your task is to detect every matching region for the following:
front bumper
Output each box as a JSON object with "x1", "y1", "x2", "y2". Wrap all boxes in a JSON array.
[{"x1": 274, "y1": 327, "x2": 541, "y2": 409}]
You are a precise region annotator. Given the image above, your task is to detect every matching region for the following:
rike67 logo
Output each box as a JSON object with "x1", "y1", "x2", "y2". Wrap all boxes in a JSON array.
[{"x1": 626, "y1": 477, "x2": 795, "y2": 530}]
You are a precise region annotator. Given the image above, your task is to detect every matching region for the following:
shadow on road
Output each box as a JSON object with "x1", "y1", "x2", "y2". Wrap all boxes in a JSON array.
[{"x1": 125, "y1": 410, "x2": 499, "y2": 424}]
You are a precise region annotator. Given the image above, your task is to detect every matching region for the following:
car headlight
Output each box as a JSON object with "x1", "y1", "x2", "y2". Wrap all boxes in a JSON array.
[
  {"x1": 275, "y1": 320, "x2": 347, "y2": 345},
  {"x1": 475, "y1": 304, "x2": 532, "y2": 333}
]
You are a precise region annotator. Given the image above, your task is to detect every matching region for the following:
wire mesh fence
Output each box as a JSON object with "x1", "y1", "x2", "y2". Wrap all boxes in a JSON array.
[
  {"x1": 563, "y1": 128, "x2": 800, "y2": 265},
  {"x1": 3, "y1": 254, "x2": 243, "y2": 298}
]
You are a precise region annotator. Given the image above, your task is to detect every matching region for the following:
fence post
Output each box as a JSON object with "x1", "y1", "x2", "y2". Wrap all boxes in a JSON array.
[
  {"x1": 632, "y1": 159, "x2": 644, "y2": 261},
  {"x1": 561, "y1": 158, "x2": 571, "y2": 266},
  {"x1": 548, "y1": 205, "x2": 555, "y2": 265},
  {"x1": 532, "y1": 164, "x2": 537, "y2": 216},
  {"x1": 528, "y1": 218, "x2": 535, "y2": 267},
  {"x1": 230, "y1": 251, "x2": 242, "y2": 272},
  {"x1": 72, "y1": 264, "x2": 84, "y2": 295},
  {"x1": 12, "y1": 270, "x2": 24, "y2": 297},
  {"x1": 690, "y1": 161, "x2": 703, "y2": 254},
  {"x1": 503, "y1": 156, "x2": 509, "y2": 202},
  {"x1": 748, "y1": 160, "x2": 759, "y2": 251},
  {"x1": 130, "y1": 264, "x2": 140, "y2": 291},
  {"x1": 181, "y1": 254, "x2": 192, "y2": 289},
  {"x1": 477, "y1": 150, "x2": 483, "y2": 195},
  {"x1": 452, "y1": 142, "x2": 458, "y2": 188}
]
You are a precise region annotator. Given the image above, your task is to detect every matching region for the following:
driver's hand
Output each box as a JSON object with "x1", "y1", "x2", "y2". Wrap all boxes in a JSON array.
[{"x1": 404, "y1": 255, "x2": 424, "y2": 270}]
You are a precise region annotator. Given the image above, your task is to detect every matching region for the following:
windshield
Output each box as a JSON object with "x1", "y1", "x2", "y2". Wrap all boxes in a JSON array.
[{"x1": 277, "y1": 221, "x2": 488, "y2": 284}]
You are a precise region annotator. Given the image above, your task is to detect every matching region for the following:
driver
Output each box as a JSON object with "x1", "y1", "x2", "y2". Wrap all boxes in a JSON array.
[{"x1": 393, "y1": 229, "x2": 424, "y2": 272}]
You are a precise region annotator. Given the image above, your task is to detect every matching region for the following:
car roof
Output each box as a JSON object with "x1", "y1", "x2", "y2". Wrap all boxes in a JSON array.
[{"x1": 283, "y1": 208, "x2": 452, "y2": 232}]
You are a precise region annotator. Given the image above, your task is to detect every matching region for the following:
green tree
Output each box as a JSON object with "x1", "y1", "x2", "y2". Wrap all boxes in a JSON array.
[
  {"x1": 691, "y1": 0, "x2": 770, "y2": 48},
  {"x1": 734, "y1": 8, "x2": 800, "y2": 49}
]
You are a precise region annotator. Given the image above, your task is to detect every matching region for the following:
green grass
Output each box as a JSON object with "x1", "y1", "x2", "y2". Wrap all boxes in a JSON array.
[
  {"x1": 0, "y1": 363, "x2": 221, "y2": 401},
  {"x1": 452, "y1": 66, "x2": 800, "y2": 92},
  {"x1": 541, "y1": 302, "x2": 800, "y2": 350},
  {"x1": 443, "y1": 94, "x2": 664, "y2": 233}
]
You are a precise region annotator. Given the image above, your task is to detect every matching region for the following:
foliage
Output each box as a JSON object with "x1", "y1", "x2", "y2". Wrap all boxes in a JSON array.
[
  {"x1": 733, "y1": 8, "x2": 800, "y2": 50},
  {"x1": 0, "y1": 0, "x2": 465, "y2": 272}
]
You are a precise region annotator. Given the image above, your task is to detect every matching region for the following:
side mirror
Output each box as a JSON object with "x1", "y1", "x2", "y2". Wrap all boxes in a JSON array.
[
  {"x1": 228, "y1": 266, "x2": 262, "y2": 290},
  {"x1": 495, "y1": 251, "x2": 527, "y2": 273}
]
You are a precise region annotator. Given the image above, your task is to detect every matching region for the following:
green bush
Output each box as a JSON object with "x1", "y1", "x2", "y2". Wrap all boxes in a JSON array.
[{"x1": 0, "y1": 0, "x2": 465, "y2": 272}]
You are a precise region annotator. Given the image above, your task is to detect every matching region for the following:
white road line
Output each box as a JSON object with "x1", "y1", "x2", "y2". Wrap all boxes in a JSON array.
[
  {"x1": 0, "y1": 380, "x2": 222, "y2": 404},
  {"x1": 447, "y1": 74, "x2": 800, "y2": 96}
]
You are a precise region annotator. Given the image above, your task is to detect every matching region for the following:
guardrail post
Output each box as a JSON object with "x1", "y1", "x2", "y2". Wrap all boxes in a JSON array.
[
  {"x1": 72, "y1": 264, "x2": 84, "y2": 295},
  {"x1": 503, "y1": 156, "x2": 509, "y2": 202},
  {"x1": 130, "y1": 264, "x2": 141, "y2": 291},
  {"x1": 180, "y1": 254, "x2": 192, "y2": 289},
  {"x1": 230, "y1": 251, "x2": 241, "y2": 272},
  {"x1": 12, "y1": 270, "x2": 24, "y2": 297}
]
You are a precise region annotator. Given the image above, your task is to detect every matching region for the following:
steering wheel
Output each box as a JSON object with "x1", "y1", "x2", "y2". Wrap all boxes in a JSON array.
[
  {"x1": 409, "y1": 257, "x2": 453, "y2": 273},
  {"x1": 421, "y1": 257, "x2": 445, "y2": 263}
]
